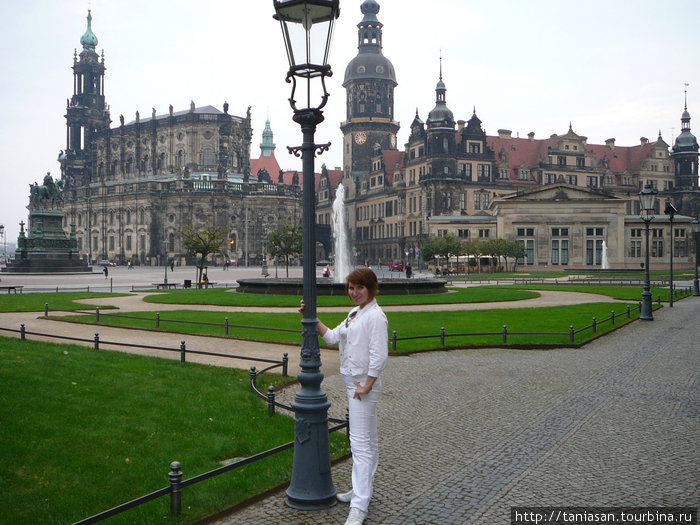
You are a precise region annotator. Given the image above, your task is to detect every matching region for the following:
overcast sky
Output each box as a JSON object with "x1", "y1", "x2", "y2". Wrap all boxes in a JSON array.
[{"x1": 0, "y1": 0, "x2": 697, "y2": 242}]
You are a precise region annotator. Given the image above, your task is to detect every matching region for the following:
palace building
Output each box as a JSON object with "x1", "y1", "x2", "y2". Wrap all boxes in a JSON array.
[{"x1": 316, "y1": 0, "x2": 700, "y2": 270}]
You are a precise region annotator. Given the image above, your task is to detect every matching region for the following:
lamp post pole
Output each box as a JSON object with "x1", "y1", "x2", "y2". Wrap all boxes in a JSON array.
[
  {"x1": 639, "y1": 183, "x2": 657, "y2": 320},
  {"x1": 0, "y1": 224, "x2": 5, "y2": 265},
  {"x1": 693, "y1": 218, "x2": 700, "y2": 296},
  {"x1": 273, "y1": 0, "x2": 339, "y2": 510},
  {"x1": 665, "y1": 203, "x2": 677, "y2": 307},
  {"x1": 163, "y1": 239, "x2": 169, "y2": 285}
]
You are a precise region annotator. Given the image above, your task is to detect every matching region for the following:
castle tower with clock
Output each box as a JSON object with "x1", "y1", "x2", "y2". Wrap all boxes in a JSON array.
[{"x1": 340, "y1": 0, "x2": 400, "y2": 203}]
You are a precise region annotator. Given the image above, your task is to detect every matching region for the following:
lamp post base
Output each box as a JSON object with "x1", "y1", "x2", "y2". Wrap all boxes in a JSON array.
[
  {"x1": 693, "y1": 279, "x2": 699, "y2": 297},
  {"x1": 640, "y1": 291, "x2": 654, "y2": 321}
]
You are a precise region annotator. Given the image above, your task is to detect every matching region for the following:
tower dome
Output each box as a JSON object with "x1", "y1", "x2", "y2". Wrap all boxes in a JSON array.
[
  {"x1": 343, "y1": 0, "x2": 397, "y2": 87},
  {"x1": 80, "y1": 10, "x2": 98, "y2": 52},
  {"x1": 426, "y1": 59, "x2": 454, "y2": 130}
]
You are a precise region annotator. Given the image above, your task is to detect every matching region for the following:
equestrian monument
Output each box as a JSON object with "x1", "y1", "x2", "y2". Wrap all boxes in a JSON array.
[{"x1": 3, "y1": 173, "x2": 91, "y2": 273}]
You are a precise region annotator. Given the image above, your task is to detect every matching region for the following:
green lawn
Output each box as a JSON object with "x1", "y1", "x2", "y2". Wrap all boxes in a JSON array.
[
  {"x1": 0, "y1": 292, "x2": 125, "y2": 312},
  {"x1": 141, "y1": 286, "x2": 539, "y2": 307},
  {"x1": 0, "y1": 336, "x2": 348, "y2": 525},
  {"x1": 509, "y1": 283, "x2": 692, "y2": 302},
  {"x1": 59, "y1": 301, "x2": 648, "y2": 351}
]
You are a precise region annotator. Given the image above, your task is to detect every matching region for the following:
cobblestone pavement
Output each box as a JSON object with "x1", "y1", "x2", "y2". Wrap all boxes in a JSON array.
[{"x1": 208, "y1": 298, "x2": 699, "y2": 525}]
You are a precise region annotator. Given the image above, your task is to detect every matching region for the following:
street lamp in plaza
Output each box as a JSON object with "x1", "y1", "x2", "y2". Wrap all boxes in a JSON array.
[
  {"x1": 665, "y1": 202, "x2": 677, "y2": 307},
  {"x1": 0, "y1": 224, "x2": 6, "y2": 264},
  {"x1": 693, "y1": 218, "x2": 700, "y2": 296},
  {"x1": 638, "y1": 183, "x2": 658, "y2": 320},
  {"x1": 273, "y1": 0, "x2": 340, "y2": 510}
]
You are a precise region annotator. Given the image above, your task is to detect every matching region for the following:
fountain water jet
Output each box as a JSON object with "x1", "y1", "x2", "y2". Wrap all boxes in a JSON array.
[
  {"x1": 332, "y1": 183, "x2": 352, "y2": 282},
  {"x1": 601, "y1": 240, "x2": 610, "y2": 269}
]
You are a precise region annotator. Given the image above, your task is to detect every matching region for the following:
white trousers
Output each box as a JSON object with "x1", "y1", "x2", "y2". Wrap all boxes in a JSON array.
[{"x1": 343, "y1": 374, "x2": 382, "y2": 513}]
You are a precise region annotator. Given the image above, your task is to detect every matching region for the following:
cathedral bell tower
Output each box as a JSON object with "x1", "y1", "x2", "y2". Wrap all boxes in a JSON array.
[
  {"x1": 340, "y1": 0, "x2": 400, "y2": 199},
  {"x1": 670, "y1": 89, "x2": 699, "y2": 190},
  {"x1": 60, "y1": 10, "x2": 111, "y2": 189}
]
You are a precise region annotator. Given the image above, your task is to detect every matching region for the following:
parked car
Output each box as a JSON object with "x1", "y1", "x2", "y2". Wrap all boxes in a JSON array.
[
  {"x1": 316, "y1": 259, "x2": 331, "y2": 267},
  {"x1": 98, "y1": 260, "x2": 116, "y2": 266},
  {"x1": 389, "y1": 259, "x2": 404, "y2": 271}
]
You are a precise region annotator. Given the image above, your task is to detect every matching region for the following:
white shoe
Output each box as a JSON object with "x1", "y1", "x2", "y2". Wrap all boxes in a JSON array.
[
  {"x1": 345, "y1": 507, "x2": 367, "y2": 525},
  {"x1": 336, "y1": 489, "x2": 353, "y2": 503}
]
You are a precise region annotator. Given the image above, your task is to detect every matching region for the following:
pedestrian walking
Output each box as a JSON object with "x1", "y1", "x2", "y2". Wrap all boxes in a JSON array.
[
  {"x1": 301, "y1": 268, "x2": 388, "y2": 525},
  {"x1": 103, "y1": 266, "x2": 108, "y2": 278},
  {"x1": 170, "y1": 260, "x2": 174, "y2": 272}
]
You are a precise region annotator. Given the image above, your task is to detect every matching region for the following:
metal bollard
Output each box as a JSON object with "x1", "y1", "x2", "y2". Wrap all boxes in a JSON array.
[
  {"x1": 225, "y1": 317, "x2": 229, "y2": 336},
  {"x1": 249, "y1": 366, "x2": 257, "y2": 392},
  {"x1": 20, "y1": 323, "x2": 25, "y2": 340},
  {"x1": 156, "y1": 312, "x2": 160, "y2": 328},
  {"x1": 502, "y1": 325, "x2": 508, "y2": 344},
  {"x1": 282, "y1": 352, "x2": 288, "y2": 377},
  {"x1": 180, "y1": 341, "x2": 186, "y2": 363},
  {"x1": 657, "y1": 295, "x2": 661, "y2": 305},
  {"x1": 569, "y1": 325, "x2": 575, "y2": 343},
  {"x1": 440, "y1": 327, "x2": 445, "y2": 346},
  {"x1": 169, "y1": 461, "x2": 182, "y2": 516},
  {"x1": 627, "y1": 305, "x2": 631, "y2": 318},
  {"x1": 392, "y1": 330, "x2": 397, "y2": 351},
  {"x1": 96, "y1": 307, "x2": 100, "y2": 323},
  {"x1": 267, "y1": 386, "x2": 276, "y2": 416},
  {"x1": 45, "y1": 303, "x2": 49, "y2": 317},
  {"x1": 592, "y1": 317, "x2": 597, "y2": 333},
  {"x1": 94, "y1": 333, "x2": 99, "y2": 350},
  {"x1": 610, "y1": 310, "x2": 615, "y2": 325}
]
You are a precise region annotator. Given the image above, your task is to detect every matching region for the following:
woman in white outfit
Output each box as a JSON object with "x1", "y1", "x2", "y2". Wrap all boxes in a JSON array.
[{"x1": 315, "y1": 268, "x2": 389, "y2": 525}]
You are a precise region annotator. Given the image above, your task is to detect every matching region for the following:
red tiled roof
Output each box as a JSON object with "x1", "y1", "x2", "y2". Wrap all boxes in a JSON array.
[{"x1": 250, "y1": 152, "x2": 282, "y2": 180}]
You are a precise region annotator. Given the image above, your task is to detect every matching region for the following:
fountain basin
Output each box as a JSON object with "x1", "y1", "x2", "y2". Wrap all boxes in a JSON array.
[{"x1": 236, "y1": 278, "x2": 448, "y2": 295}]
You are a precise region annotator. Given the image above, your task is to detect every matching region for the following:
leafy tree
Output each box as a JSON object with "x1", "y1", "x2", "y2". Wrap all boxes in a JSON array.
[
  {"x1": 269, "y1": 223, "x2": 302, "y2": 277},
  {"x1": 421, "y1": 234, "x2": 463, "y2": 272},
  {"x1": 505, "y1": 239, "x2": 527, "y2": 271},
  {"x1": 179, "y1": 223, "x2": 228, "y2": 286}
]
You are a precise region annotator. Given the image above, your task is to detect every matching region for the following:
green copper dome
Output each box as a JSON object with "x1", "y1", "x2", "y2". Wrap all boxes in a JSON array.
[{"x1": 80, "y1": 10, "x2": 98, "y2": 52}]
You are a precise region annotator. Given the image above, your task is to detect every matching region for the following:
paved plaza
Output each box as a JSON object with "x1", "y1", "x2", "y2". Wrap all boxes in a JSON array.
[
  {"x1": 0, "y1": 269, "x2": 697, "y2": 524},
  {"x1": 207, "y1": 299, "x2": 699, "y2": 525}
]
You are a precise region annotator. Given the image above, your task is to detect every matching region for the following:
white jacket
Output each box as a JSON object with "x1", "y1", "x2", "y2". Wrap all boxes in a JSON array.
[{"x1": 322, "y1": 299, "x2": 388, "y2": 378}]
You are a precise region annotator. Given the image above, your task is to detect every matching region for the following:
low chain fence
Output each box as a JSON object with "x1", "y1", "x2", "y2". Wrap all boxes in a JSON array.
[
  {"x1": 391, "y1": 301, "x2": 647, "y2": 351},
  {"x1": 43, "y1": 303, "x2": 303, "y2": 337}
]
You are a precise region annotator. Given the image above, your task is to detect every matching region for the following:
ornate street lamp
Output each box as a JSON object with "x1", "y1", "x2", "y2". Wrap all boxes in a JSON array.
[
  {"x1": 638, "y1": 183, "x2": 657, "y2": 320},
  {"x1": 273, "y1": 0, "x2": 340, "y2": 510},
  {"x1": 693, "y1": 218, "x2": 700, "y2": 296},
  {"x1": 664, "y1": 202, "x2": 677, "y2": 307}
]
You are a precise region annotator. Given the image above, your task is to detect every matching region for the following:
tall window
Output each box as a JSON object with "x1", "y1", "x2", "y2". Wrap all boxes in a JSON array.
[
  {"x1": 585, "y1": 227, "x2": 604, "y2": 265},
  {"x1": 551, "y1": 227, "x2": 569, "y2": 265},
  {"x1": 674, "y1": 229, "x2": 687, "y2": 257},
  {"x1": 517, "y1": 227, "x2": 535, "y2": 265}
]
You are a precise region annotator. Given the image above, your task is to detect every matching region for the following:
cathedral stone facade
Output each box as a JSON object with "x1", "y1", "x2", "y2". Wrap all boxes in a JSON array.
[{"x1": 43, "y1": 11, "x2": 302, "y2": 266}]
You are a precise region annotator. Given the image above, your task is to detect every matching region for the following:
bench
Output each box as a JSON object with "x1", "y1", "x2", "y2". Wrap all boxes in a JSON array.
[
  {"x1": 199, "y1": 282, "x2": 217, "y2": 288},
  {"x1": 152, "y1": 282, "x2": 179, "y2": 290},
  {"x1": 0, "y1": 285, "x2": 23, "y2": 294}
]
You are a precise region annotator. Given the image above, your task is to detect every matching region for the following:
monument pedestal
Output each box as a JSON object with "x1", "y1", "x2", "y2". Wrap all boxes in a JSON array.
[{"x1": 3, "y1": 211, "x2": 91, "y2": 273}]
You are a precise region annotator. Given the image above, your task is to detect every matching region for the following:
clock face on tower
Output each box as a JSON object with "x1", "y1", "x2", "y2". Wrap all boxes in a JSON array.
[{"x1": 354, "y1": 131, "x2": 367, "y2": 145}]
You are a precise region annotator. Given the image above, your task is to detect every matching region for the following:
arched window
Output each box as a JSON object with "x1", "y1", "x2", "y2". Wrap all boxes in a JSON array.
[
  {"x1": 111, "y1": 160, "x2": 118, "y2": 175},
  {"x1": 126, "y1": 210, "x2": 131, "y2": 224},
  {"x1": 139, "y1": 209, "x2": 145, "y2": 224},
  {"x1": 141, "y1": 155, "x2": 149, "y2": 172},
  {"x1": 168, "y1": 232, "x2": 175, "y2": 251},
  {"x1": 98, "y1": 163, "x2": 104, "y2": 178},
  {"x1": 126, "y1": 157, "x2": 133, "y2": 174},
  {"x1": 176, "y1": 150, "x2": 184, "y2": 167}
]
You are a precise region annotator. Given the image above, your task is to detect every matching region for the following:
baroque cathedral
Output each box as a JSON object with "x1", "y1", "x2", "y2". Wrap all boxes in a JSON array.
[
  {"x1": 315, "y1": 0, "x2": 699, "y2": 271},
  {"x1": 45, "y1": 10, "x2": 302, "y2": 266}
]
